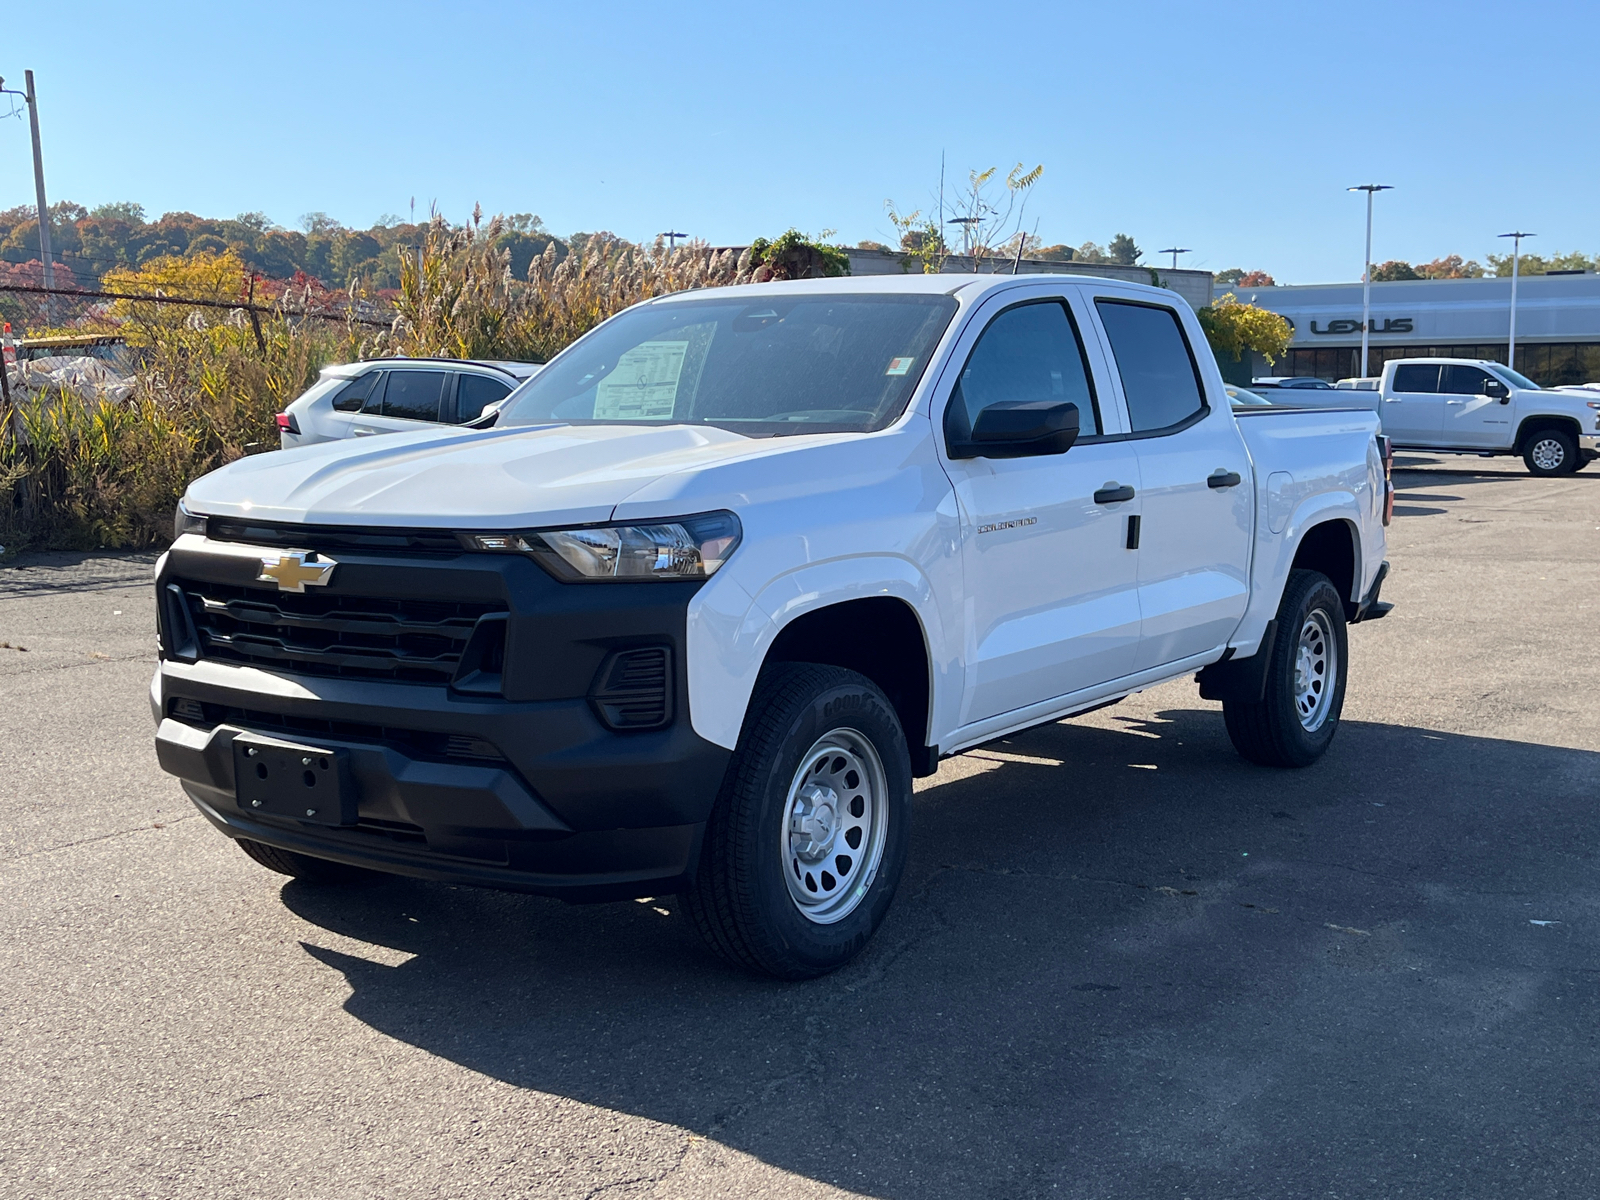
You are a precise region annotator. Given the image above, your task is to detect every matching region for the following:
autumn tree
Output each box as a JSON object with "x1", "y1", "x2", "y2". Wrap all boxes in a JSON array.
[{"x1": 1197, "y1": 293, "x2": 1293, "y2": 366}]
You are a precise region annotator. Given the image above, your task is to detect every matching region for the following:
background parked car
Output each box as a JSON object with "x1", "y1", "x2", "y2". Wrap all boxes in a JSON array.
[
  {"x1": 1335, "y1": 377, "x2": 1380, "y2": 390},
  {"x1": 276, "y1": 358, "x2": 542, "y2": 447},
  {"x1": 1252, "y1": 376, "x2": 1335, "y2": 391}
]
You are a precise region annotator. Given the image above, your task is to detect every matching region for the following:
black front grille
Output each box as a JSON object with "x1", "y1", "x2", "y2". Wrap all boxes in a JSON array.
[
  {"x1": 205, "y1": 517, "x2": 465, "y2": 554},
  {"x1": 589, "y1": 647, "x2": 672, "y2": 730},
  {"x1": 173, "y1": 577, "x2": 505, "y2": 684}
]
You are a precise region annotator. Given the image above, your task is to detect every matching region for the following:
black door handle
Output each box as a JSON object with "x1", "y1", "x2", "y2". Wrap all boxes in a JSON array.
[
  {"x1": 1094, "y1": 484, "x2": 1135, "y2": 504},
  {"x1": 1207, "y1": 470, "x2": 1243, "y2": 489}
]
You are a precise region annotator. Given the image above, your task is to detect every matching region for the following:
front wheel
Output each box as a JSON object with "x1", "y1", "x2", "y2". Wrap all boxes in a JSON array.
[
  {"x1": 685, "y1": 664, "x2": 911, "y2": 979},
  {"x1": 1222, "y1": 569, "x2": 1349, "y2": 768},
  {"x1": 1523, "y1": 429, "x2": 1578, "y2": 476}
]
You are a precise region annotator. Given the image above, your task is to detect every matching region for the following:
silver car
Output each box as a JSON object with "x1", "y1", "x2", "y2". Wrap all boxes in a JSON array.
[{"x1": 276, "y1": 358, "x2": 542, "y2": 447}]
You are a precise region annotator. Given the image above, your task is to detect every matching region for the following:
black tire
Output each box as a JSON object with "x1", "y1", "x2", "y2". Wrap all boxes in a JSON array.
[
  {"x1": 684, "y1": 663, "x2": 911, "y2": 980},
  {"x1": 1522, "y1": 428, "x2": 1579, "y2": 476},
  {"x1": 1223, "y1": 569, "x2": 1349, "y2": 768},
  {"x1": 236, "y1": 837, "x2": 375, "y2": 884}
]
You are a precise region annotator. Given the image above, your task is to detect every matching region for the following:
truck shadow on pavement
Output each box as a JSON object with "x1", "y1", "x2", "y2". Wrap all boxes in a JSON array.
[{"x1": 282, "y1": 706, "x2": 1600, "y2": 1199}]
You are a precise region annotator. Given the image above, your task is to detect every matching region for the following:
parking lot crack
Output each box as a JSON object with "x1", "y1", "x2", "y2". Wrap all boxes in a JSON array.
[{"x1": 3, "y1": 814, "x2": 194, "y2": 861}]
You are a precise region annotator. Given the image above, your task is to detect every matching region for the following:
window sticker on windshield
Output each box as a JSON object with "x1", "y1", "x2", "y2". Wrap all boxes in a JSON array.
[
  {"x1": 594, "y1": 340, "x2": 689, "y2": 419},
  {"x1": 886, "y1": 356, "x2": 914, "y2": 376}
]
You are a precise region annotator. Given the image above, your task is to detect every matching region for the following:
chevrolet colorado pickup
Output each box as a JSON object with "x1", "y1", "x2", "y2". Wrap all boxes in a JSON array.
[{"x1": 152, "y1": 274, "x2": 1392, "y2": 978}]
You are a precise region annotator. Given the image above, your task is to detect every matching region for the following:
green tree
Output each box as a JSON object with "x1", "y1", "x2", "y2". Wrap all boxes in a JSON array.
[
  {"x1": 1371, "y1": 260, "x2": 1420, "y2": 281},
  {"x1": 1108, "y1": 233, "x2": 1141, "y2": 265}
]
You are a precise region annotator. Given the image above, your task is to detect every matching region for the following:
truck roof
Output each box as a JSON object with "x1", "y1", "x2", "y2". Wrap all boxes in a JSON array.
[{"x1": 651, "y1": 272, "x2": 1179, "y2": 306}]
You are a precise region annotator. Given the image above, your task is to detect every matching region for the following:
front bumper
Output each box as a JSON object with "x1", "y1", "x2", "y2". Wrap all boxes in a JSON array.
[
  {"x1": 1580, "y1": 434, "x2": 1599, "y2": 460},
  {"x1": 152, "y1": 534, "x2": 732, "y2": 900}
]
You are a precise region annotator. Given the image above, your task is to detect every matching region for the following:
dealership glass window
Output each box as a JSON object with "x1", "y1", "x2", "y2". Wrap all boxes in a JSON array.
[{"x1": 1280, "y1": 342, "x2": 1600, "y2": 388}]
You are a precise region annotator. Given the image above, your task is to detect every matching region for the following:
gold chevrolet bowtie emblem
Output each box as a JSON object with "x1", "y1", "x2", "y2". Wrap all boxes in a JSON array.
[{"x1": 257, "y1": 551, "x2": 336, "y2": 593}]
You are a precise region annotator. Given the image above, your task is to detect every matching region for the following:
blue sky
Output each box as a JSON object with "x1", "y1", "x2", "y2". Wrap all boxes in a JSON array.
[{"x1": 3, "y1": 0, "x2": 1595, "y2": 284}]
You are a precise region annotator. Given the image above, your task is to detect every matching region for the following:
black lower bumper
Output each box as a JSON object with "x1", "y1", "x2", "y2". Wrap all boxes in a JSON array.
[{"x1": 158, "y1": 709, "x2": 716, "y2": 901}]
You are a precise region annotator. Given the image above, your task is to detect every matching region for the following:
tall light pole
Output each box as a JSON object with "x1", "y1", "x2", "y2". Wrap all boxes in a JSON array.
[
  {"x1": 1498, "y1": 231, "x2": 1534, "y2": 370},
  {"x1": 1348, "y1": 184, "x2": 1393, "y2": 378},
  {"x1": 1159, "y1": 247, "x2": 1191, "y2": 270},
  {"x1": 659, "y1": 231, "x2": 687, "y2": 252}
]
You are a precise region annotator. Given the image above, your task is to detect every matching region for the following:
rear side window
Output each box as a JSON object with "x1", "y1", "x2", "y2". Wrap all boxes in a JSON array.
[
  {"x1": 949, "y1": 300, "x2": 1101, "y2": 437},
  {"x1": 381, "y1": 371, "x2": 448, "y2": 421},
  {"x1": 1393, "y1": 364, "x2": 1440, "y2": 393},
  {"x1": 456, "y1": 374, "x2": 513, "y2": 423},
  {"x1": 1094, "y1": 300, "x2": 1206, "y2": 433},
  {"x1": 330, "y1": 373, "x2": 382, "y2": 412},
  {"x1": 1441, "y1": 365, "x2": 1492, "y2": 395}
]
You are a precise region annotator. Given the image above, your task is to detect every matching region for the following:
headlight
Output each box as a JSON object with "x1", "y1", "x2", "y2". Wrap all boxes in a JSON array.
[
  {"x1": 172, "y1": 499, "x2": 206, "y2": 540},
  {"x1": 465, "y1": 511, "x2": 741, "y2": 582}
]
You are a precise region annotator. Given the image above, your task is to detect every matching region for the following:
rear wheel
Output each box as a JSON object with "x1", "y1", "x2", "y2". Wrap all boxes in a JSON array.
[
  {"x1": 1223, "y1": 569, "x2": 1349, "y2": 768},
  {"x1": 685, "y1": 663, "x2": 911, "y2": 979},
  {"x1": 236, "y1": 837, "x2": 375, "y2": 884},
  {"x1": 1523, "y1": 428, "x2": 1578, "y2": 476}
]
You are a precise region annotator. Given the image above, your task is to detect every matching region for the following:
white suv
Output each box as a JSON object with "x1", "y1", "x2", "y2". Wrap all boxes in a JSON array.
[{"x1": 276, "y1": 358, "x2": 542, "y2": 448}]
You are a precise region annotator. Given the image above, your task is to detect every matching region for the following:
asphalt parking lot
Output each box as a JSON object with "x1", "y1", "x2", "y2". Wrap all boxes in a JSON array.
[{"x1": 3, "y1": 455, "x2": 1599, "y2": 1200}]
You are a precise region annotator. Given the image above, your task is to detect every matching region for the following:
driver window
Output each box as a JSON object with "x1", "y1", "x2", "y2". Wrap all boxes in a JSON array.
[{"x1": 949, "y1": 301, "x2": 1100, "y2": 439}]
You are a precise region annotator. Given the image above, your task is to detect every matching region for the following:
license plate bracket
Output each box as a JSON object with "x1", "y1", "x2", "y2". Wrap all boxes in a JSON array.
[{"x1": 232, "y1": 732, "x2": 356, "y2": 826}]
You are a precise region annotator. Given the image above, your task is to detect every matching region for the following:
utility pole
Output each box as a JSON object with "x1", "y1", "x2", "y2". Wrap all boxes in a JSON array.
[
  {"x1": 1498, "y1": 231, "x2": 1534, "y2": 370},
  {"x1": 1348, "y1": 184, "x2": 1393, "y2": 378},
  {"x1": 25, "y1": 72, "x2": 55, "y2": 324}
]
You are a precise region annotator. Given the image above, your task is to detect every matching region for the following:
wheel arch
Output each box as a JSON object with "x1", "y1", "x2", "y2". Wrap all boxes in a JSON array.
[
  {"x1": 762, "y1": 596, "x2": 938, "y2": 777},
  {"x1": 1289, "y1": 517, "x2": 1361, "y2": 620},
  {"x1": 1515, "y1": 414, "x2": 1582, "y2": 454}
]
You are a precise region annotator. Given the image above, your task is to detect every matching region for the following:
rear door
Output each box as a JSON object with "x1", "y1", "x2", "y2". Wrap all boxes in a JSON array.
[
  {"x1": 1092, "y1": 296, "x2": 1253, "y2": 673},
  {"x1": 1440, "y1": 363, "x2": 1514, "y2": 448},
  {"x1": 454, "y1": 372, "x2": 514, "y2": 423},
  {"x1": 939, "y1": 286, "x2": 1145, "y2": 725},
  {"x1": 1381, "y1": 363, "x2": 1446, "y2": 444},
  {"x1": 351, "y1": 369, "x2": 450, "y2": 436}
]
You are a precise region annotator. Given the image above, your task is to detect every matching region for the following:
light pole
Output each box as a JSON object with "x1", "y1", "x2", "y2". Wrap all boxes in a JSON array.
[
  {"x1": 1348, "y1": 184, "x2": 1393, "y2": 378},
  {"x1": 1498, "y1": 231, "x2": 1534, "y2": 370},
  {"x1": 1159, "y1": 247, "x2": 1191, "y2": 270},
  {"x1": 659, "y1": 231, "x2": 687, "y2": 252}
]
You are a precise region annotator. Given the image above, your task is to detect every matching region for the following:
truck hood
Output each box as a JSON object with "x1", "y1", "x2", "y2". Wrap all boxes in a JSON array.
[{"x1": 184, "y1": 422, "x2": 785, "y2": 528}]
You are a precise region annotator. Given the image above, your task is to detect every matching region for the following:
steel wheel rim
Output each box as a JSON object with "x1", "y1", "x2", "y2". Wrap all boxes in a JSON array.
[
  {"x1": 780, "y1": 728, "x2": 888, "y2": 925},
  {"x1": 1293, "y1": 609, "x2": 1337, "y2": 731},
  {"x1": 1532, "y1": 437, "x2": 1565, "y2": 471}
]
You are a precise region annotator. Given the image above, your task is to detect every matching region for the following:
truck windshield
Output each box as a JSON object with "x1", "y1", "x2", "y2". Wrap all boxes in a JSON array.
[
  {"x1": 497, "y1": 294, "x2": 958, "y2": 437},
  {"x1": 1489, "y1": 364, "x2": 1541, "y2": 390}
]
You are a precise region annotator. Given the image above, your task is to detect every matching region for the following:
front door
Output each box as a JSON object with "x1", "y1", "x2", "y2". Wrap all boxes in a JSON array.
[
  {"x1": 1440, "y1": 363, "x2": 1515, "y2": 449},
  {"x1": 1092, "y1": 297, "x2": 1253, "y2": 671},
  {"x1": 1381, "y1": 362, "x2": 1446, "y2": 445},
  {"x1": 940, "y1": 293, "x2": 1144, "y2": 726}
]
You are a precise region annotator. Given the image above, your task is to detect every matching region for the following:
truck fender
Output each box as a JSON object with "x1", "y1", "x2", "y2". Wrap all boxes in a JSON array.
[{"x1": 685, "y1": 556, "x2": 951, "y2": 752}]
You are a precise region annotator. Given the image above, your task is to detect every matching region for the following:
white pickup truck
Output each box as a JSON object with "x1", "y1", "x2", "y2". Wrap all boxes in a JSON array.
[
  {"x1": 152, "y1": 274, "x2": 1391, "y2": 978},
  {"x1": 1359, "y1": 358, "x2": 1599, "y2": 476}
]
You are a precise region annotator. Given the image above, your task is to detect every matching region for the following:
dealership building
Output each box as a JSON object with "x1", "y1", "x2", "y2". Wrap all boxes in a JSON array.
[{"x1": 1217, "y1": 272, "x2": 1600, "y2": 387}]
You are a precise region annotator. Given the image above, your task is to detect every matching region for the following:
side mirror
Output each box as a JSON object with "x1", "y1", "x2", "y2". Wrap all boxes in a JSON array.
[
  {"x1": 462, "y1": 408, "x2": 502, "y2": 430},
  {"x1": 949, "y1": 400, "x2": 1080, "y2": 460},
  {"x1": 1484, "y1": 378, "x2": 1509, "y2": 400}
]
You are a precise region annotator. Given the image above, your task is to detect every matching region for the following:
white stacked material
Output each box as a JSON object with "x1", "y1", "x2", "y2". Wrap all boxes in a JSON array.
[{"x1": 7, "y1": 355, "x2": 137, "y2": 403}]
